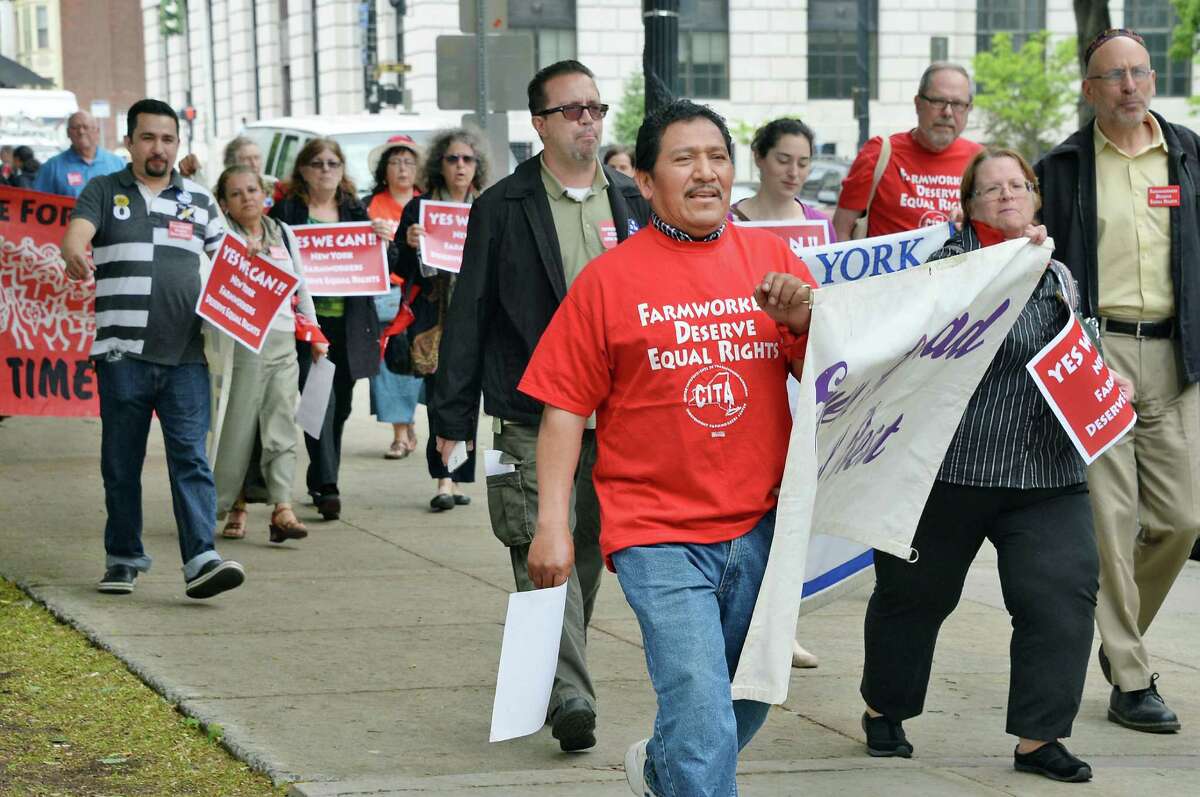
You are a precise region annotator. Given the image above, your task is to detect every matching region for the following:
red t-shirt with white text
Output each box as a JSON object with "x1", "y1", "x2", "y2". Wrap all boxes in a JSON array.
[
  {"x1": 839, "y1": 131, "x2": 982, "y2": 237},
  {"x1": 519, "y1": 224, "x2": 818, "y2": 563}
]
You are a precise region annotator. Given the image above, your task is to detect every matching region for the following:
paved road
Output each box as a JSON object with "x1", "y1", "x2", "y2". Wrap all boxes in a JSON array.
[{"x1": 1, "y1": 384, "x2": 1197, "y2": 796}]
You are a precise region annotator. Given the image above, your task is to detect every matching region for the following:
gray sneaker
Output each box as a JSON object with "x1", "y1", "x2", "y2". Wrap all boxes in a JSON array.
[{"x1": 624, "y1": 738, "x2": 650, "y2": 796}]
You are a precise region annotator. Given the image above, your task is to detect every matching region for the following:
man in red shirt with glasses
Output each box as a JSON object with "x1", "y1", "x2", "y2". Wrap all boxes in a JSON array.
[{"x1": 833, "y1": 63, "x2": 982, "y2": 240}]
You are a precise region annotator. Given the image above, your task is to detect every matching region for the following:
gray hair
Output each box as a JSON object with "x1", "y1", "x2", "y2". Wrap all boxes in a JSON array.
[
  {"x1": 918, "y1": 62, "x2": 975, "y2": 99},
  {"x1": 420, "y1": 127, "x2": 490, "y2": 196},
  {"x1": 223, "y1": 135, "x2": 259, "y2": 168}
]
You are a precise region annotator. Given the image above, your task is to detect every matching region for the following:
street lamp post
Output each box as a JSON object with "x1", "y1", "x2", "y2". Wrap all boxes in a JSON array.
[{"x1": 642, "y1": 0, "x2": 678, "y2": 115}]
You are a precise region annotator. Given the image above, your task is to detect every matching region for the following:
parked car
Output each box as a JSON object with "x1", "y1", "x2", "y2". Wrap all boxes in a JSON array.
[
  {"x1": 241, "y1": 112, "x2": 474, "y2": 197},
  {"x1": 800, "y1": 158, "x2": 851, "y2": 210}
]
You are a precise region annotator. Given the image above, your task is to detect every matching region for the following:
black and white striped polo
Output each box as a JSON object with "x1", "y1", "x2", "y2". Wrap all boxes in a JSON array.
[{"x1": 73, "y1": 165, "x2": 225, "y2": 365}]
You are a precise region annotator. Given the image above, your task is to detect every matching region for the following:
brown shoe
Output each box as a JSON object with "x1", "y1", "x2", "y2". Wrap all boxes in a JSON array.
[{"x1": 269, "y1": 505, "x2": 309, "y2": 543}]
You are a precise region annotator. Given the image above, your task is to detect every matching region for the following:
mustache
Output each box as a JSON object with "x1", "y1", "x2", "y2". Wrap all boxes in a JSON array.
[{"x1": 686, "y1": 183, "x2": 723, "y2": 199}]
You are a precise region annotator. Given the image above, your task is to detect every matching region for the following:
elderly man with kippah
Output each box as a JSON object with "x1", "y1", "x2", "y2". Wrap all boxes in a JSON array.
[{"x1": 1036, "y1": 28, "x2": 1200, "y2": 735}]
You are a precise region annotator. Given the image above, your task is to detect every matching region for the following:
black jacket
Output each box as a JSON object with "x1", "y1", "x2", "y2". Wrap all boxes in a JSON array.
[
  {"x1": 429, "y1": 158, "x2": 650, "y2": 439},
  {"x1": 1035, "y1": 111, "x2": 1200, "y2": 382},
  {"x1": 270, "y1": 193, "x2": 381, "y2": 380}
]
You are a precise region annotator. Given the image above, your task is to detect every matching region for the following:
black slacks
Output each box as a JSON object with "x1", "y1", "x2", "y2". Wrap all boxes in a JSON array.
[
  {"x1": 296, "y1": 315, "x2": 356, "y2": 495},
  {"x1": 861, "y1": 480, "x2": 1098, "y2": 740}
]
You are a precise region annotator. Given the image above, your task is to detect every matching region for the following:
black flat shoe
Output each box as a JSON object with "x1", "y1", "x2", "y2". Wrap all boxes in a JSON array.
[
  {"x1": 861, "y1": 712, "x2": 913, "y2": 758},
  {"x1": 1108, "y1": 675, "x2": 1181, "y2": 733},
  {"x1": 551, "y1": 697, "x2": 596, "y2": 752},
  {"x1": 430, "y1": 493, "x2": 455, "y2": 512},
  {"x1": 1098, "y1": 645, "x2": 1112, "y2": 685},
  {"x1": 98, "y1": 564, "x2": 137, "y2": 594},
  {"x1": 316, "y1": 493, "x2": 341, "y2": 521},
  {"x1": 1013, "y1": 741, "x2": 1092, "y2": 782},
  {"x1": 453, "y1": 494, "x2": 471, "y2": 506}
]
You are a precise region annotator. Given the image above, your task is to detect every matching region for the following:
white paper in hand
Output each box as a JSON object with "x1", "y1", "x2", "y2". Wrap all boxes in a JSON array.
[
  {"x1": 295, "y1": 357, "x2": 335, "y2": 439},
  {"x1": 489, "y1": 583, "x2": 568, "y2": 742},
  {"x1": 446, "y1": 440, "x2": 468, "y2": 472}
]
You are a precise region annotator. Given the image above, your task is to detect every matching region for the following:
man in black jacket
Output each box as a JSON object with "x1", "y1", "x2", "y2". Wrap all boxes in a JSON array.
[
  {"x1": 1035, "y1": 29, "x2": 1198, "y2": 735},
  {"x1": 430, "y1": 60, "x2": 650, "y2": 751}
]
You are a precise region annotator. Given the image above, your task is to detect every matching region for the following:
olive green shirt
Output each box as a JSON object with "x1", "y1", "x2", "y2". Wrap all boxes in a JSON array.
[{"x1": 540, "y1": 156, "x2": 615, "y2": 288}]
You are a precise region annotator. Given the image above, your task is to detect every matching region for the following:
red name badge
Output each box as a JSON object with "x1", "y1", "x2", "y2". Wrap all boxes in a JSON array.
[
  {"x1": 67, "y1": 171, "x2": 84, "y2": 187},
  {"x1": 268, "y1": 245, "x2": 288, "y2": 260},
  {"x1": 598, "y1": 220, "x2": 618, "y2": 250},
  {"x1": 1148, "y1": 186, "x2": 1180, "y2": 207},
  {"x1": 168, "y1": 220, "x2": 194, "y2": 240}
]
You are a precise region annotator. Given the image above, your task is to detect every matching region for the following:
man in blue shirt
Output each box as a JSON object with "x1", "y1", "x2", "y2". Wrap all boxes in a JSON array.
[{"x1": 33, "y1": 111, "x2": 125, "y2": 197}]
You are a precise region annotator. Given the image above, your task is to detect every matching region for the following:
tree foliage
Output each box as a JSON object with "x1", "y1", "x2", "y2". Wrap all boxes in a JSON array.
[
  {"x1": 973, "y1": 32, "x2": 1079, "y2": 161},
  {"x1": 1170, "y1": 0, "x2": 1200, "y2": 63},
  {"x1": 612, "y1": 73, "x2": 645, "y2": 147}
]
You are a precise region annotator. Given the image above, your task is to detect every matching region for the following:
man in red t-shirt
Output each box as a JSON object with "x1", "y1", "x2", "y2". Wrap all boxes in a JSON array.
[
  {"x1": 833, "y1": 63, "x2": 983, "y2": 240},
  {"x1": 519, "y1": 100, "x2": 817, "y2": 797}
]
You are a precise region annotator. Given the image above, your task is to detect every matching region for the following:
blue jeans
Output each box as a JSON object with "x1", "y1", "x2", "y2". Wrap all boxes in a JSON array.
[
  {"x1": 613, "y1": 510, "x2": 775, "y2": 797},
  {"x1": 96, "y1": 358, "x2": 221, "y2": 580}
]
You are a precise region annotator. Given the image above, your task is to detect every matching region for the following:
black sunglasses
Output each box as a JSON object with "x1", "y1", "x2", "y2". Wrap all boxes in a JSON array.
[
  {"x1": 535, "y1": 103, "x2": 610, "y2": 122},
  {"x1": 443, "y1": 154, "x2": 477, "y2": 165}
]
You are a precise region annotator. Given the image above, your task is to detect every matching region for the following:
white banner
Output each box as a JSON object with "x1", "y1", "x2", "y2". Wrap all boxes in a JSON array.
[
  {"x1": 798, "y1": 222, "x2": 953, "y2": 286},
  {"x1": 731, "y1": 237, "x2": 1051, "y2": 704}
]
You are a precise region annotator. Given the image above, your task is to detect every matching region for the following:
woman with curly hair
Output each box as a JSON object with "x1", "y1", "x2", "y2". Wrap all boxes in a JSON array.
[
  {"x1": 268, "y1": 137, "x2": 392, "y2": 521},
  {"x1": 394, "y1": 127, "x2": 489, "y2": 510}
]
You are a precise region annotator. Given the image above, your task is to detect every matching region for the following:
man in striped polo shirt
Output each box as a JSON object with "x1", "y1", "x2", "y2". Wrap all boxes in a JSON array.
[{"x1": 61, "y1": 98, "x2": 245, "y2": 600}]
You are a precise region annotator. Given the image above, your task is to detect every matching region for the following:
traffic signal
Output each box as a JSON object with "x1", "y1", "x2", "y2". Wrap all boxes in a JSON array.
[
  {"x1": 181, "y1": 106, "x2": 197, "y2": 122},
  {"x1": 159, "y1": 0, "x2": 185, "y2": 38}
]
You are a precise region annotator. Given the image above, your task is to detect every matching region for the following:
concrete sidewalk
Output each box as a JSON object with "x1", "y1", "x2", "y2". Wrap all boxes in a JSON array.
[{"x1": 1, "y1": 384, "x2": 1197, "y2": 796}]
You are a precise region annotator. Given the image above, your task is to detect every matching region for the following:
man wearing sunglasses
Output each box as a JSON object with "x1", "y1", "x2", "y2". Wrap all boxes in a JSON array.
[
  {"x1": 430, "y1": 59, "x2": 649, "y2": 752},
  {"x1": 833, "y1": 62, "x2": 982, "y2": 240},
  {"x1": 1036, "y1": 28, "x2": 1200, "y2": 736}
]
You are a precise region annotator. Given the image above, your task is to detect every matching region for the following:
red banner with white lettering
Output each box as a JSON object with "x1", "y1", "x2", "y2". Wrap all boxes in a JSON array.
[
  {"x1": 418, "y1": 199, "x2": 471, "y2": 274},
  {"x1": 1025, "y1": 314, "x2": 1136, "y2": 464},
  {"x1": 197, "y1": 233, "x2": 300, "y2": 353},
  {"x1": 290, "y1": 221, "x2": 389, "y2": 296},
  {"x1": 733, "y1": 219, "x2": 830, "y2": 258},
  {"x1": 0, "y1": 186, "x2": 98, "y2": 417}
]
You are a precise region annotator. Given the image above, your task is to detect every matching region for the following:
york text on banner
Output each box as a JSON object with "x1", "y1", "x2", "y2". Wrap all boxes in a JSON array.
[
  {"x1": 197, "y1": 232, "x2": 300, "y2": 353},
  {"x1": 290, "y1": 221, "x2": 388, "y2": 296},
  {"x1": 0, "y1": 186, "x2": 98, "y2": 417},
  {"x1": 731, "y1": 237, "x2": 1049, "y2": 705},
  {"x1": 1025, "y1": 313, "x2": 1136, "y2": 465},
  {"x1": 418, "y1": 199, "x2": 471, "y2": 274},
  {"x1": 796, "y1": 222, "x2": 952, "y2": 286}
]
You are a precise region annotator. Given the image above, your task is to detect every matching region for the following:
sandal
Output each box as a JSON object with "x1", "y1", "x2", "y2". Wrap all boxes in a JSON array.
[
  {"x1": 221, "y1": 503, "x2": 247, "y2": 539},
  {"x1": 385, "y1": 440, "x2": 407, "y2": 459},
  {"x1": 269, "y1": 505, "x2": 308, "y2": 543}
]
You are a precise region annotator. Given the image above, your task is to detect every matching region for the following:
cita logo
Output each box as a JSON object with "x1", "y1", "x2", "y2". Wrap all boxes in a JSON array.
[
  {"x1": 683, "y1": 364, "x2": 749, "y2": 429},
  {"x1": 918, "y1": 210, "x2": 949, "y2": 227}
]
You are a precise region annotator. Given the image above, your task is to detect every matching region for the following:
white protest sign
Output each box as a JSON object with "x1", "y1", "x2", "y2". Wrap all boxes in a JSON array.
[
  {"x1": 797, "y1": 222, "x2": 952, "y2": 286},
  {"x1": 731, "y1": 237, "x2": 1050, "y2": 705},
  {"x1": 489, "y1": 583, "x2": 568, "y2": 742}
]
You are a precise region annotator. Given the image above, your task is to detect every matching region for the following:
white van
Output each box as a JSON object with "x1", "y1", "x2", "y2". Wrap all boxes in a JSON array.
[{"x1": 240, "y1": 113, "x2": 469, "y2": 197}]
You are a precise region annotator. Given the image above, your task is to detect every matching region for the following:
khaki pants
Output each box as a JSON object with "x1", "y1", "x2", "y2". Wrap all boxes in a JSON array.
[
  {"x1": 488, "y1": 420, "x2": 602, "y2": 717},
  {"x1": 1088, "y1": 333, "x2": 1200, "y2": 691}
]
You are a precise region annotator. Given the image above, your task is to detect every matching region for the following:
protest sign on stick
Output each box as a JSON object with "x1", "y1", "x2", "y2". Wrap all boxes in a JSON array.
[
  {"x1": 197, "y1": 233, "x2": 299, "y2": 353},
  {"x1": 1026, "y1": 314, "x2": 1136, "y2": 464},
  {"x1": 418, "y1": 200, "x2": 472, "y2": 274},
  {"x1": 0, "y1": 186, "x2": 98, "y2": 417},
  {"x1": 291, "y1": 222, "x2": 388, "y2": 296}
]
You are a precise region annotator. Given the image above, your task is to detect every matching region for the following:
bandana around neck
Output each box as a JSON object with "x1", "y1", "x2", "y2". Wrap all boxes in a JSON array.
[{"x1": 650, "y1": 211, "x2": 726, "y2": 243}]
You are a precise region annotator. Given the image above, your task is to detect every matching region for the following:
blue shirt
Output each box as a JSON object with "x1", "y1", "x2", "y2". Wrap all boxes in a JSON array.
[{"x1": 32, "y1": 146, "x2": 125, "y2": 198}]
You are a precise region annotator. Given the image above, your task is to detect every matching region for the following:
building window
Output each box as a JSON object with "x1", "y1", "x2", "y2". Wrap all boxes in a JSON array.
[
  {"x1": 1127, "y1": 0, "x2": 1192, "y2": 97},
  {"x1": 509, "y1": 0, "x2": 577, "y2": 71},
  {"x1": 930, "y1": 36, "x2": 948, "y2": 63},
  {"x1": 677, "y1": 0, "x2": 729, "y2": 99},
  {"x1": 808, "y1": 0, "x2": 877, "y2": 101},
  {"x1": 976, "y1": 0, "x2": 1046, "y2": 54},
  {"x1": 36, "y1": 5, "x2": 48, "y2": 50}
]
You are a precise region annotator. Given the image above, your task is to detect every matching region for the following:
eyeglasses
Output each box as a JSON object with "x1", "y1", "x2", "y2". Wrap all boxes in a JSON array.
[
  {"x1": 443, "y1": 154, "x2": 477, "y2": 165},
  {"x1": 974, "y1": 180, "x2": 1035, "y2": 201},
  {"x1": 919, "y1": 94, "x2": 972, "y2": 114},
  {"x1": 307, "y1": 159, "x2": 342, "y2": 170},
  {"x1": 534, "y1": 103, "x2": 610, "y2": 121},
  {"x1": 1085, "y1": 66, "x2": 1153, "y2": 84},
  {"x1": 387, "y1": 157, "x2": 417, "y2": 167}
]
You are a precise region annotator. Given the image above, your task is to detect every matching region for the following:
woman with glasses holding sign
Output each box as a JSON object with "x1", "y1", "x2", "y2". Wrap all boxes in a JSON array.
[
  {"x1": 210, "y1": 165, "x2": 323, "y2": 543},
  {"x1": 270, "y1": 138, "x2": 393, "y2": 521},
  {"x1": 859, "y1": 147, "x2": 1132, "y2": 783},
  {"x1": 366, "y1": 135, "x2": 426, "y2": 461},
  {"x1": 395, "y1": 128, "x2": 489, "y2": 511}
]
